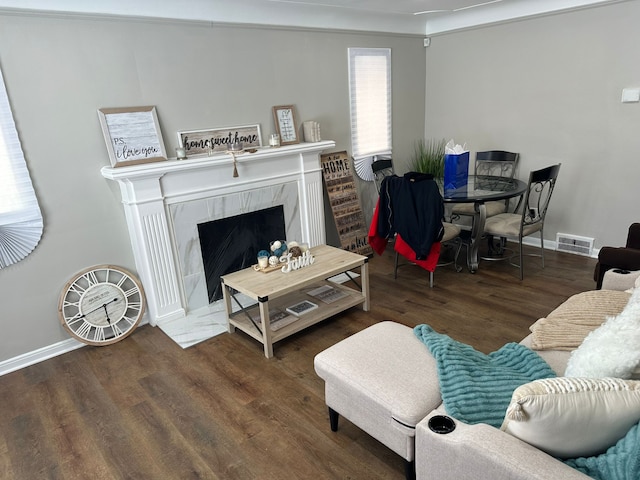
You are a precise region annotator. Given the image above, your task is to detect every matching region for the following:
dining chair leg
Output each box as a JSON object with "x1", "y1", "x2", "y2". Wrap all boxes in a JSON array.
[
  {"x1": 429, "y1": 271, "x2": 434, "y2": 288},
  {"x1": 518, "y1": 237, "x2": 524, "y2": 281},
  {"x1": 539, "y1": 227, "x2": 545, "y2": 268},
  {"x1": 394, "y1": 251, "x2": 399, "y2": 279}
]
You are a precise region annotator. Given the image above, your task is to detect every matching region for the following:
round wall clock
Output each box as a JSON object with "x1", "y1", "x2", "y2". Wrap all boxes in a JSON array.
[{"x1": 58, "y1": 264, "x2": 146, "y2": 346}]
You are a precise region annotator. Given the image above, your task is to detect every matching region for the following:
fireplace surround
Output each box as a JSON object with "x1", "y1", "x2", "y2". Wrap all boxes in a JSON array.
[{"x1": 101, "y1": 140, "x2": 335, "y2": 334}]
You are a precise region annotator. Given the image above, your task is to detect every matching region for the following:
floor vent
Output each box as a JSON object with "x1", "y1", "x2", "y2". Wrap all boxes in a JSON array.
[{"x1": 556, "y1": 233, "x2": 594, "y2": 256}]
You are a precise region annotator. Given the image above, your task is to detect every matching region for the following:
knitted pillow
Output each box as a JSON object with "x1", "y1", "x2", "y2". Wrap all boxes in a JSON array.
[
  {"x1": 501, "y1": 377, "x2": 640, "y2": 459},
  {"x1": 529, "y1": 290, "x2": 630, "y2": 351}
]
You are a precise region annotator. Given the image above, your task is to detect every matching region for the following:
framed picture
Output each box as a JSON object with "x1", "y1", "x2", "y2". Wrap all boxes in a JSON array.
[
  {"x1": 272, "y1": 105, "x2": 300, "y2": 145},
  {"x1": 97, "y1": 106, "x2": 167, "y2": 167},
  {"x1": 177, "y1": 124, "x2": 262, "y2": 157}
]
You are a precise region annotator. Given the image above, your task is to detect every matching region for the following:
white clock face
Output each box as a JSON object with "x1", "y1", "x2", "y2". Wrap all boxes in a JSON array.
[{"x1": 59, "y1": 265, "x2": 145, "y2": 346}]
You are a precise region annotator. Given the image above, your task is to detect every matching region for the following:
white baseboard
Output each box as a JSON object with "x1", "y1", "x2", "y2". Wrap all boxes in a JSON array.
[
  {"x1": 0, "y1": 338, "x2": 85, "y2": 376},
  {"x1": 0, "y1": 316, "x2": 151, "y2": 377}
]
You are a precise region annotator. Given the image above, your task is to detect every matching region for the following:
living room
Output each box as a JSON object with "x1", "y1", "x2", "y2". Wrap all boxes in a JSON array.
[
  {"x1": 0, "y1": 0, "x2": 638, "y2": 477},
  {"x1": 1, "y1": 0, "x2": 637, "y2": 370}
]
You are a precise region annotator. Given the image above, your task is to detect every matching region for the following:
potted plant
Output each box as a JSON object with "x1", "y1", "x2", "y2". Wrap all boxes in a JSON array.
[{"x1": 410, "y1": 138, "x2": 446, "y2": 179}]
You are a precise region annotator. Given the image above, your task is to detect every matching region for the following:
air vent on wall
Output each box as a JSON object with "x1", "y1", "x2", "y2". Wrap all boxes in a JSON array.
[{"x1": 556, "y1": 233, "x2": 594, "y2": 256}]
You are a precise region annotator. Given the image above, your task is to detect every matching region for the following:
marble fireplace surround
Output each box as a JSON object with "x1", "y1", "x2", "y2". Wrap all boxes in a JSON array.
[{"x1": 101, "y1": 140, "x2": 336, "y2": 339}]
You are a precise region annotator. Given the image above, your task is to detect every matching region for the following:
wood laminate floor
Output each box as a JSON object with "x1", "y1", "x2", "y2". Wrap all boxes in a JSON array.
[{"x1": 0, "y1": 244, "x2": 597, "y2": 479}]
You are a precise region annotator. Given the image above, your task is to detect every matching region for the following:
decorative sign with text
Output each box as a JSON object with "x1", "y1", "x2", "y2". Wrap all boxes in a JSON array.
[
  {"x1": 177, "y1": 124, "x2": 262, "y2": 156},
  {"x1": 321, "y1": 151, "x2": 373, "y2": 257},
  {"x1": 98, "y1": 106, "x2": 167, "y2": 168}
]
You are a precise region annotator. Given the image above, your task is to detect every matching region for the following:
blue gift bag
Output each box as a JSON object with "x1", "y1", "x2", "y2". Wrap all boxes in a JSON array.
[{"x1": 444, "y1": 151, "x2": 470, "y2": 191}]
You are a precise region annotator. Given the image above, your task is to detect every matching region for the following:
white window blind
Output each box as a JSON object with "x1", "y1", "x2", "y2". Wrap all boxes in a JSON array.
[
  {"x1": 0, "y1": 64, "x2": 43, "y2": 268},
  {"x1": 348, "y1": 47, "x2": 392, "y2": 160}
]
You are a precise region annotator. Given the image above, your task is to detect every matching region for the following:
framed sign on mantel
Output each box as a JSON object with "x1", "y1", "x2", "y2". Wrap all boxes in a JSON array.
[
  {"x1": 177, "y1": 124, "x2": 262, "y2": 157},
  {"x1": 272, "y1": 105, "x2": 300, "y2": 146},
  {"x1": 97, "y1": 106, "x2": 167, "y2": 168}
]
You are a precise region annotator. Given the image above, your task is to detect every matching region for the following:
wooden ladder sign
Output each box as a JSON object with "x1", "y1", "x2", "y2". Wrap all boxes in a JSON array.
[{"x1": 320, "y1": 151, "x2": 373, "y2": 257}]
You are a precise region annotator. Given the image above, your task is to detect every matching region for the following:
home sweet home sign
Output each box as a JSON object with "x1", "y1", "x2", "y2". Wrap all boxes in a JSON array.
[{"x1": 320, "y1": 151, "x2": 373, "y2": 256}]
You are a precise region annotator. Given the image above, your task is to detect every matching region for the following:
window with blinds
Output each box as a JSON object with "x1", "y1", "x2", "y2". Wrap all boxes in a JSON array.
[
  {"x1": 348, "y1": 47, "x2": 392, "y2": 161},
  {"x1": 0, "y1": 64, "x2": 43, "y2": 268}
]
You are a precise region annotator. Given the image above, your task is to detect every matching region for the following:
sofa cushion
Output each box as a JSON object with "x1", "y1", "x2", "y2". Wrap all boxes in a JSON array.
[
  {"x1": 501, "y1": 377, "x2": 640, "y2": 458},
  {"x1": 565, "y1": 287, "x2": 640, "y2": 379},
  {"x1": 529, "y1": 290, "x2": 630, "y2": 351}
]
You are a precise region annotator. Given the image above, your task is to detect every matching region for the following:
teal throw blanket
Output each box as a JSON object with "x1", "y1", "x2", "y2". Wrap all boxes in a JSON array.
[
  {"x1": 413, "y1": 324, "x2": 556, "y2": 428},
  {"x1": 564, "y1": 422, "x2": 640, "y2": 480}
]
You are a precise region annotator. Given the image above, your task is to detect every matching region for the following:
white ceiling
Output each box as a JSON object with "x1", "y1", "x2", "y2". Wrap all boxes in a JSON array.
[{"x1": 0, "y1": 0, "x2": 627, "y2": 35}]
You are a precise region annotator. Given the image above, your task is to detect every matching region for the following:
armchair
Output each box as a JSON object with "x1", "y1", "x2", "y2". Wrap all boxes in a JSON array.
[{"x1": 594, "y1": 223, "x2": 640, "y2": 289}]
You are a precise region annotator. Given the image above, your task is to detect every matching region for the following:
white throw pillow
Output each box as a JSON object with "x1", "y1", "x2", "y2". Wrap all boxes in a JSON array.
[
  {"x1": 501, "y1": 377, "x2": 640, "y2": 458},
  {"x1": 564, "y1": 287, "x2": 640, "y2": 378}
]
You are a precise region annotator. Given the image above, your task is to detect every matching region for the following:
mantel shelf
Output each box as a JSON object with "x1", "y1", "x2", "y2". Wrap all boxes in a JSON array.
[{"x1": 101, "y1": 141, "x2": 336, "y2": 180}]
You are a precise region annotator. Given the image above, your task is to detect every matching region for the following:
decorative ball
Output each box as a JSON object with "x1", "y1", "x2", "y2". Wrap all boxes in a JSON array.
[
  {"x1": 268, "y1": 255, "x2": 279, "y2": 266},
  {"x1": 271, "y1": 240, "x2": 282, "y2": 252},
  {"x1": 258, "y1": 250, "x2": 270, "y2": 258},
  {"x1": 288, "y1": 241, "x2": 299, "y2": 248},
  {"x1": 289, "y1": 246, "x2": 302, "y2": 258}
]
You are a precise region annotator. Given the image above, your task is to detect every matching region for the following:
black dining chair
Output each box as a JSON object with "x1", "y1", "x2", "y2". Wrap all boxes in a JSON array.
[
  {"x1": 371, "y1": 157, "x2": 394, "y2": 194},
  {"x1": 450, "y1": 150, "x2": 519, "y2": 222},
  {"x1": 376, "y1": 172, "x2": 463, "y2": 287},
  {"x1": 481, "y1": 164, "x2": 561, "y2": 280}
]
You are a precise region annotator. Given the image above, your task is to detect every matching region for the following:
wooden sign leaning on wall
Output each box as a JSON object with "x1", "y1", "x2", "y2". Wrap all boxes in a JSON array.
[
  {"x1": 320, "y1": 151, "x2": 373, "y2": 257},
  {"x1": 97, "y1": 106, "x2": 167, "y2": 168}
]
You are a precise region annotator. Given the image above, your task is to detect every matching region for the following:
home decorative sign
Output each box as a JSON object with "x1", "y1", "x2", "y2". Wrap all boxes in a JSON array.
[
  {"x1": 98, "y1": 106, "x2": 167, "y2": 167},
  {"x1": 320, "y1": 151, "x2": 373, "y2": 257},
  {"x1": 177, "y1": 124, "x2": 262, "y2": 157}
]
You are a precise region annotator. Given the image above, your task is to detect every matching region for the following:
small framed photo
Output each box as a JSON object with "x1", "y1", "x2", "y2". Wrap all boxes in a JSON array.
[
  {"x1": 97, "y1": 106, "x2": 167, "y2": 167},
  {"x1": 285, "y1": 300, "x2": 318, "y2": 317},
  {"x1": 272, "y1": 105, "x2": 300, "y2": 146}
]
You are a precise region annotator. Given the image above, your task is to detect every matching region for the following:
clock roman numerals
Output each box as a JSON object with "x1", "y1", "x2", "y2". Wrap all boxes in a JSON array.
[
  {"x1": 75, "y1": 320, "x2": 92, "y2": 340},
  {"x1": 124, "y1": 287, "x2": 139, "y2": 298}
]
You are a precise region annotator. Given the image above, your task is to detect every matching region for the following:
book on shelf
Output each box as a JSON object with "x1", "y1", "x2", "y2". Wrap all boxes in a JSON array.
[
  {"x1": 285, "y1": 300, "x2": 319, "y2": 317},
  {"x1": 250, "y1": 308, "x2": 298, "y2": 331},
  {"x1": 307, "y1": 284, "x2": 348, "y2": 304}
]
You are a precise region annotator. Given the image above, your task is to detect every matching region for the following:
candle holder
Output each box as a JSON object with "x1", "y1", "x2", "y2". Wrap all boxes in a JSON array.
[{"x1": 175, "y1": 146, "x2": 187, "y2": 160}]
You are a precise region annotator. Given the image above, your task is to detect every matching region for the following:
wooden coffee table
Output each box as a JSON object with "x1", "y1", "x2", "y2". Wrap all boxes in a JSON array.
[{"x1": 221, "y1": 244, "x2": 370, "y2": 358}]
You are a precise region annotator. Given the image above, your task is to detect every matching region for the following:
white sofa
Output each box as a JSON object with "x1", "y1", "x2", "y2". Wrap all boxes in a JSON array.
[{"x1": 315, "y1": 276, "x2": 639, "y2": 480}]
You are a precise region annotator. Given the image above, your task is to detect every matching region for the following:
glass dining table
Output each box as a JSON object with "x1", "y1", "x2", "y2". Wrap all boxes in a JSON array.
[{"x1": 443, "y1": 175, "x2": 528, "y2": 273}]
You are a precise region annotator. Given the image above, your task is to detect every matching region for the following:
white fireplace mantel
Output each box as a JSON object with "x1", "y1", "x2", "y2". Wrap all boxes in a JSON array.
[{"x1": 101, "y1": 140, "x2": 336, "y2": 328}]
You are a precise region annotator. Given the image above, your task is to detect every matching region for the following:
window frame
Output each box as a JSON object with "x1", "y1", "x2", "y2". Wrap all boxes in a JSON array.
[{"x1": 348, "y1": 47, "x2": 392, "y2": 162}]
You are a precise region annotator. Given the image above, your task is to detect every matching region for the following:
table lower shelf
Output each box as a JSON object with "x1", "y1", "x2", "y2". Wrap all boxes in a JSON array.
[{"x1": 228, "y1": 280, "x2": 365, "y2": 347}]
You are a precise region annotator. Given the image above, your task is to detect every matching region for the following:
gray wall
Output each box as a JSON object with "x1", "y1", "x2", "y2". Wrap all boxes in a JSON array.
[
  {"x1": 0, "y1": 11, "x2": 425, "y2": 363},
  {"x1": 421, "y1": 1, "x2": 640, "y2": 248}
]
